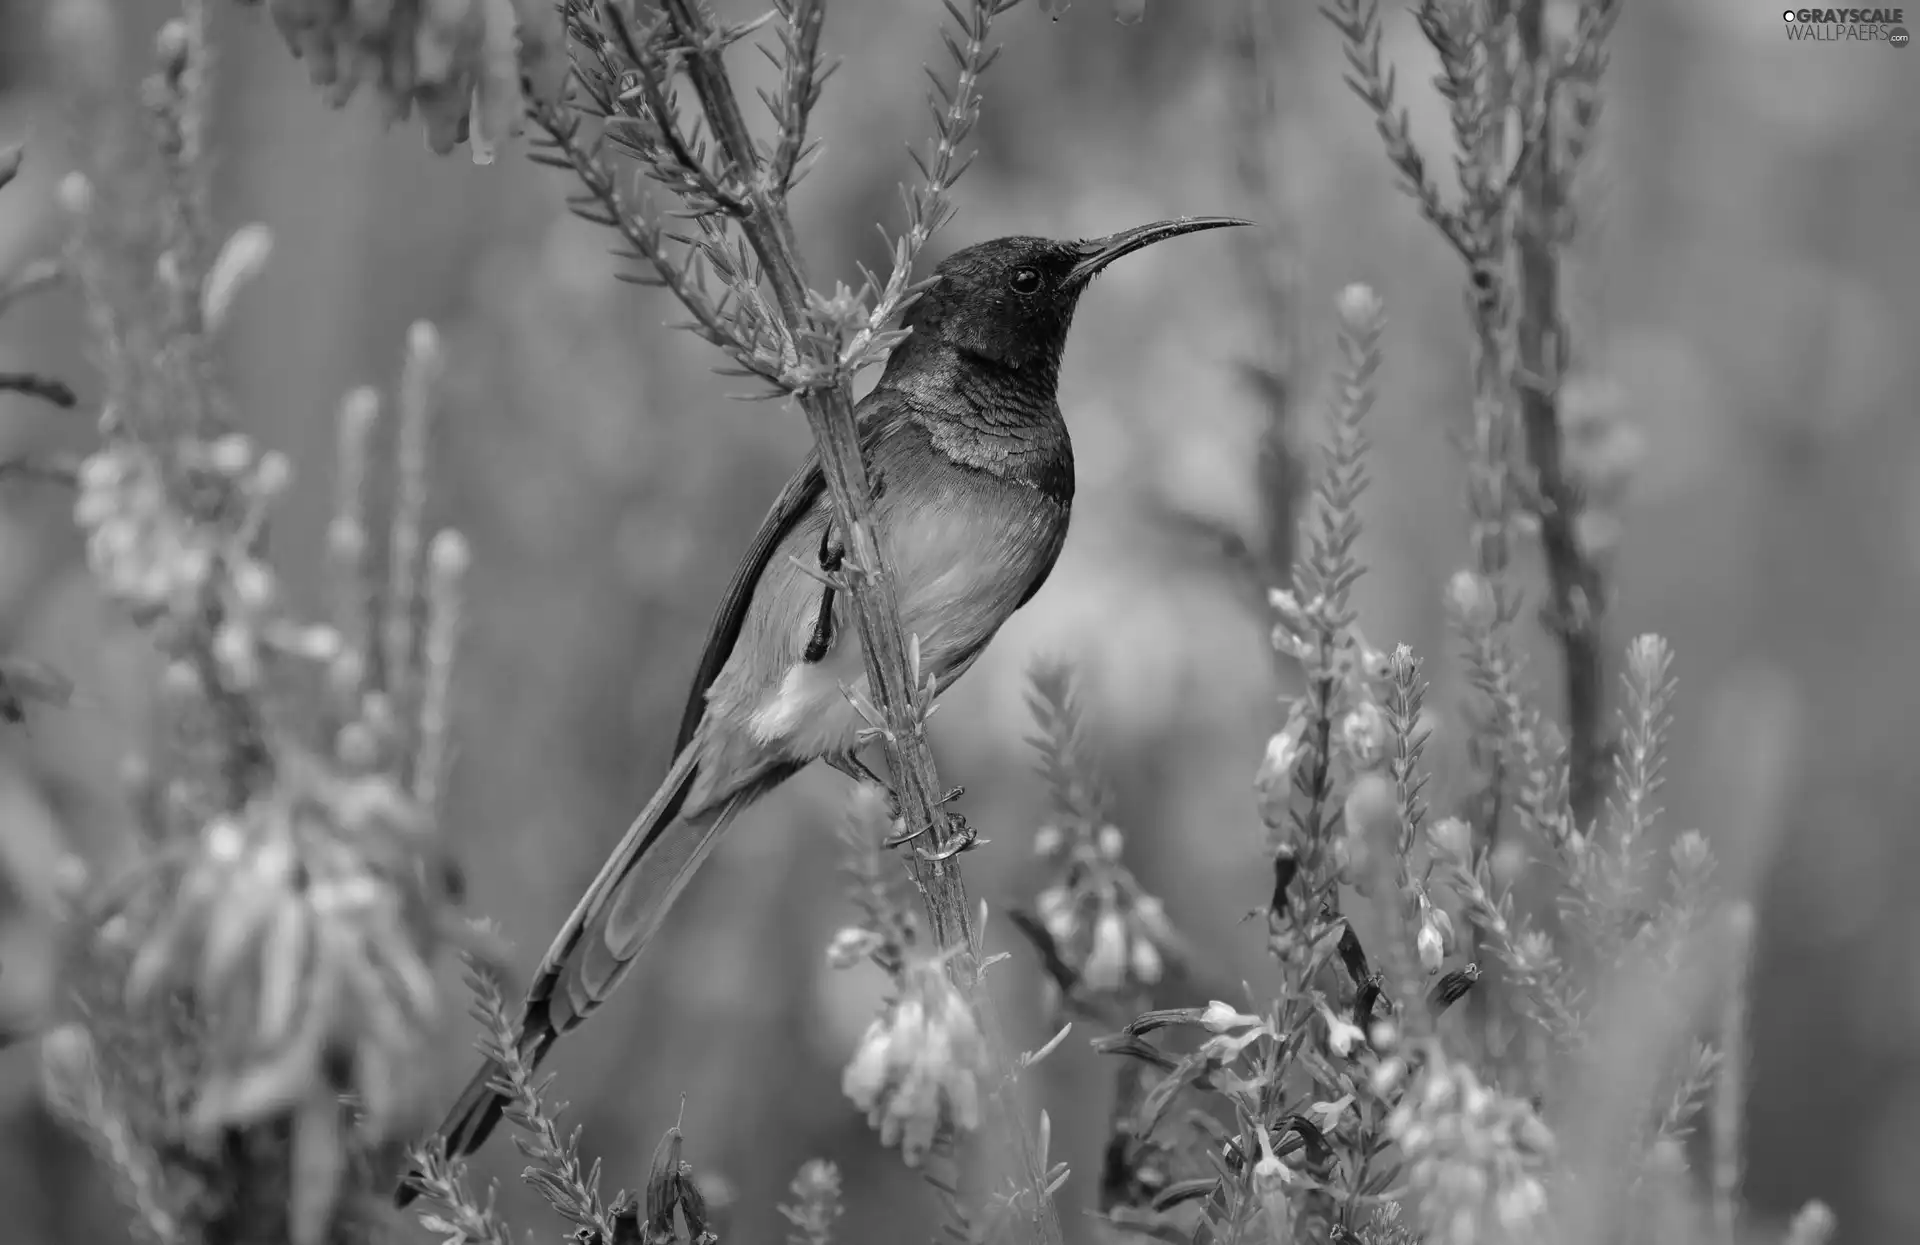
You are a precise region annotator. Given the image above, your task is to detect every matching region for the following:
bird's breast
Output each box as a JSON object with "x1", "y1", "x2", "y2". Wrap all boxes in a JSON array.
[
  {"x1": 877, "y1": 457, "x2": 1068, "y2": 669},
  {"x1": 719, "y1": 418, "x2": 1071, "y2": 772}
]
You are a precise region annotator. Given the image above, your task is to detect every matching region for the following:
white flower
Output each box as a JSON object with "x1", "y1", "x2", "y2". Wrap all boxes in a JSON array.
[
  {"x1": 1416, "y1": 901, "x2": 1453, "y2": 973},
  {"x1": 1318, "y1": 1003, "x2": 1367, "y2": 1058},
  {"x1": 1428, "y1": 816, "x2": 1472, "y2": 859},
  {"x1": 1255, "y1": 725, "x2": 1304, "y2": 799},
  {"x1": 1339, "y1": 701, "x2": 1390, "y2": 769},
  {"x1": 1127, "y1": 931, "x2": 1163, "y2": 986},
  {"x1": 1082, "y1": 908, "x2": 1129, "y2": 991},
  {"x1": 1036, "y1": 884, "x2": 1076, "y2": 944},
  {"x1": 825, "y1": 926, "x2": 881, "y2": 969},
  {"x1": 1308, "y1": 1094, "x2": 1353, "y2": 1134},
  {"x1": 1337, "y1": 282, "x2": 1383, "y2": 327},
  {"x1": 1445, "y1": 568, "x2": 1493, "y2": 622},
  {"x1": 841, "y1": 959, "x2": 986, "y2": 1167},
  {"x1": 1200, "y1": 1000, "x2": 1262, "y2": 1033}
]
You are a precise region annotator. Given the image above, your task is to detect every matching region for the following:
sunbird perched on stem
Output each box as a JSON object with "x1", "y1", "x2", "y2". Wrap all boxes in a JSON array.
[{"x1": 401, "y1": 217, "x2": 1247, "y2": 1194}]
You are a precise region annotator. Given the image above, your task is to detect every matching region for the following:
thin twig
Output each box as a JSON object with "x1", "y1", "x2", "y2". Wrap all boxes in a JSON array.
[{"x1": 1515, "y1": 0, "x2": 1610, "y2": 831}]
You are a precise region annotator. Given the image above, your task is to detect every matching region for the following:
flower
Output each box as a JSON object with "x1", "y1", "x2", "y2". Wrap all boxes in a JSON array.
[
  {"x1": 1388, "y1": 1052, "x2": 1555, "y2": 1245},
  {"x1": 1259, "y1": 718, "x2": 1305, "y2": 818},
  {"x1": 1318, "y1": 1002, "x2": 1368, "y2": 1058},
  {"x1": 1308, "y1": 1094, "x2": 1353, "y2": 1134},
  {"x1": 1416, "y1": 897, "x2": 1455, "y2": 973},
  {"x1": 1428, "y1": 816, "x2": 1473, "y2": 860},
  {"x1": 825, "y1": 926, "x2": 881, "y2": 969},
  {"x1": 841, "y1": 957, "x2": 986, "y2": 1166},
  {"x1": 1337, "y1": 282, "x2": 1384, "y2": 328},
  {"x1": 1201, "y1": 1000, "x2": 1262, "y2": 1033},
  {"x1": 1339, "y1": 700, "x2": 1391, "y2": 769},
  {"x1": 1446, "y1": 569, "x2": 1494, "y2": 625},
  {"x1": 1035, "y1": 884, "x2": 1076, "y2": 945}
]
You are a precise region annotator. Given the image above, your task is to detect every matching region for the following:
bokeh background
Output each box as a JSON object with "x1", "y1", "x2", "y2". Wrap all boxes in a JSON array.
[{"x1": 0, "y1": 0, "x2": 1916, "y2": 1241}]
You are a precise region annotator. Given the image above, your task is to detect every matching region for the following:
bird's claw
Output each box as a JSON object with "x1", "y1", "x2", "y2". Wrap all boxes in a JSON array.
[
  {"x1": 816, "y1": 522, "x2": 846, "y2": 575},
  {"x1": 803, "y1": 524, "x2": 847, "y2": 664},
  {"x1": 882, "y1": 819, "x2": 928, "y2": 849},
  {"x1": 916, "y1": 816, "x2": 978, "y2": 861},
  {"x1": 881, "y1": 785, "x2": 968, "y2": 850}
]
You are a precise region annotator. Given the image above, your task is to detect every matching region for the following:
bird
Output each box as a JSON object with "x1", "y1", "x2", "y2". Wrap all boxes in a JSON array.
[{"x1": 399, "y1": 216, "x2": 1247, "y2": 1199}]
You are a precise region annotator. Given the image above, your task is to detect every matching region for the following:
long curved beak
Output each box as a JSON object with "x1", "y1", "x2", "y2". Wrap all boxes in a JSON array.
[{"x1": 1067, "y1": 216, "x2": 1254, "y2": 285}]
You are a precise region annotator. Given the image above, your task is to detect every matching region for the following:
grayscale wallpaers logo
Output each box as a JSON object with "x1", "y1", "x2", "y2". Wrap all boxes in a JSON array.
[{"x1": 1783, "y1": 7, "x2": 1910, "y2": 45}]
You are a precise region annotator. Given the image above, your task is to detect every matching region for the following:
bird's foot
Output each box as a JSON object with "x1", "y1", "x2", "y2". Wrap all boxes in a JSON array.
[
  {"x1": 817, "y1": 521, "x2": 847, "y2": 576},
  {"x1": 916, "y1": 814, "x2": 979, "y2": 862},
  {"x1": 803, "y1": 524, "x2": 848, "y2": 663},
  {"x1": 882, "y1": 786, "x2": 969, "y2": 853}
]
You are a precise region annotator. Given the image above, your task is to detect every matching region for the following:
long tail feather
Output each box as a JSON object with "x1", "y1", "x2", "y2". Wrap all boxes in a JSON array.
[{"x1": 398, "y1": 743, "x2": 746, "y2": 1206}]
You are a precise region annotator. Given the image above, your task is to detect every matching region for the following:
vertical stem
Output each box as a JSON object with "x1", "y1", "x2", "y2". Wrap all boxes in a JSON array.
[
  {"x1": 1514, "y1": 0, "x2": 1607, "y2": 831},
  {"x1": 655, "y1": 3, "x2": 1060, "y2": 1238},
  {"x1": 1712, "y1": 904, "x2": 1754, "y2": 1243}
]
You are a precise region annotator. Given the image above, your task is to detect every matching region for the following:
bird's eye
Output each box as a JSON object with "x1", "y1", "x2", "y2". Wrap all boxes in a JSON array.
[{"x1": 1009, "y1": 267, "x2": 1042, "y2": 295}]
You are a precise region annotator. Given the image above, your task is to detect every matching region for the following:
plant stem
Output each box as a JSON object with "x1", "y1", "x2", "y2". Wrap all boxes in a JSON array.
[
  {"x1": 655, "y1": 2, "x2": 1060, "y2": 1237},
  {"x1": 1514, "y1": 0, "x2": 1607, "y2": 830}
]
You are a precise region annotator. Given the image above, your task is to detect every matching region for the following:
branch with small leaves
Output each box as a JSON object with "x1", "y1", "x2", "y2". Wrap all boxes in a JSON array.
[{"x1": 1325, "y1": 0, "x2": 1627, "y2": 840}]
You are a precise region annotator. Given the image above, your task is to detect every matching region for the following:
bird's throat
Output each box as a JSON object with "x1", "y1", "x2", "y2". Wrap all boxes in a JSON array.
[{"x1": 877, "y1": 350, "x2": 1074, "y2": 506}]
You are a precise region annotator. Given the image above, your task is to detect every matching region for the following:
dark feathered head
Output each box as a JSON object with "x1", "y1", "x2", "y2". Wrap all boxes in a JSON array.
[{"x1": 884, "y1": 217, "x2": 1250, "y2": 378}]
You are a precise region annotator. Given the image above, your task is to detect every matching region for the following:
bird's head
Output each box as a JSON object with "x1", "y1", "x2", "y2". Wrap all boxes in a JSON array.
[{"x1": 886, "y1": 217, "x2": 1250, "y2": 378}]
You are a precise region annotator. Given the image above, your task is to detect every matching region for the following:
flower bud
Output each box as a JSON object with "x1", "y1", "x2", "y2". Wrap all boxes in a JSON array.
[
  {"x1": 56, "y1": 172, "x2": 92, "y2": 216},
  {"x1": 252, "y1": 450, "x2": 292, "y2": 498},
  {"x1": 1671, "y1": 829, "x2": 1712, "y2": 879},
  {"x1": 207, "y1": 433, "x2": 255, "y2": 476},
  {"x1": 1417, "y1": 918, "x2": 1446, "y2": 974},
  {"x1": 826, "y1": 926, "x2": 880, "y2": 969},
  {"x1": 1446, "y1": 569, "x2": 1494, "y2": 624},
  {"x1": 212, "y1": 622, "x2": 259, "y2": 688},
  {"x1": 1035, "y1": 884, "x2": 1075, "y2": 944},
  {"x1": 229, "y1": 559, "x2": 276, "y2": 612},
  {"x1": 1255, "y1": 725, "x2": 1303, "y2": 807},
  {"x1": 1336, "y1": 282, "x2": 1383, "y2": 329},
  {"x1": 1082, "y1": 908, "x2": 1128, "y2": 992},
  {"x1": 1128, "y1": 932, "x2": 1162, "y2": 985}
]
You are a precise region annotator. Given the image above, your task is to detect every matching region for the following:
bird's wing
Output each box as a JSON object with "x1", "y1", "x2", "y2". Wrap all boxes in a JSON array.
[
  {"x1": 671, "y1": 450, "x2": 827, "y2": 754},
  {"x1": 670, "y1": 402, "x2": 900, "y2": 754}
]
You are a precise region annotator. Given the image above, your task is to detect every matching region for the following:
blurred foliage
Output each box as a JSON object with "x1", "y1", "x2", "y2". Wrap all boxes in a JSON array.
[{"x1": 0, "y1": 0, "x2": 1916, "y2": 1242}]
